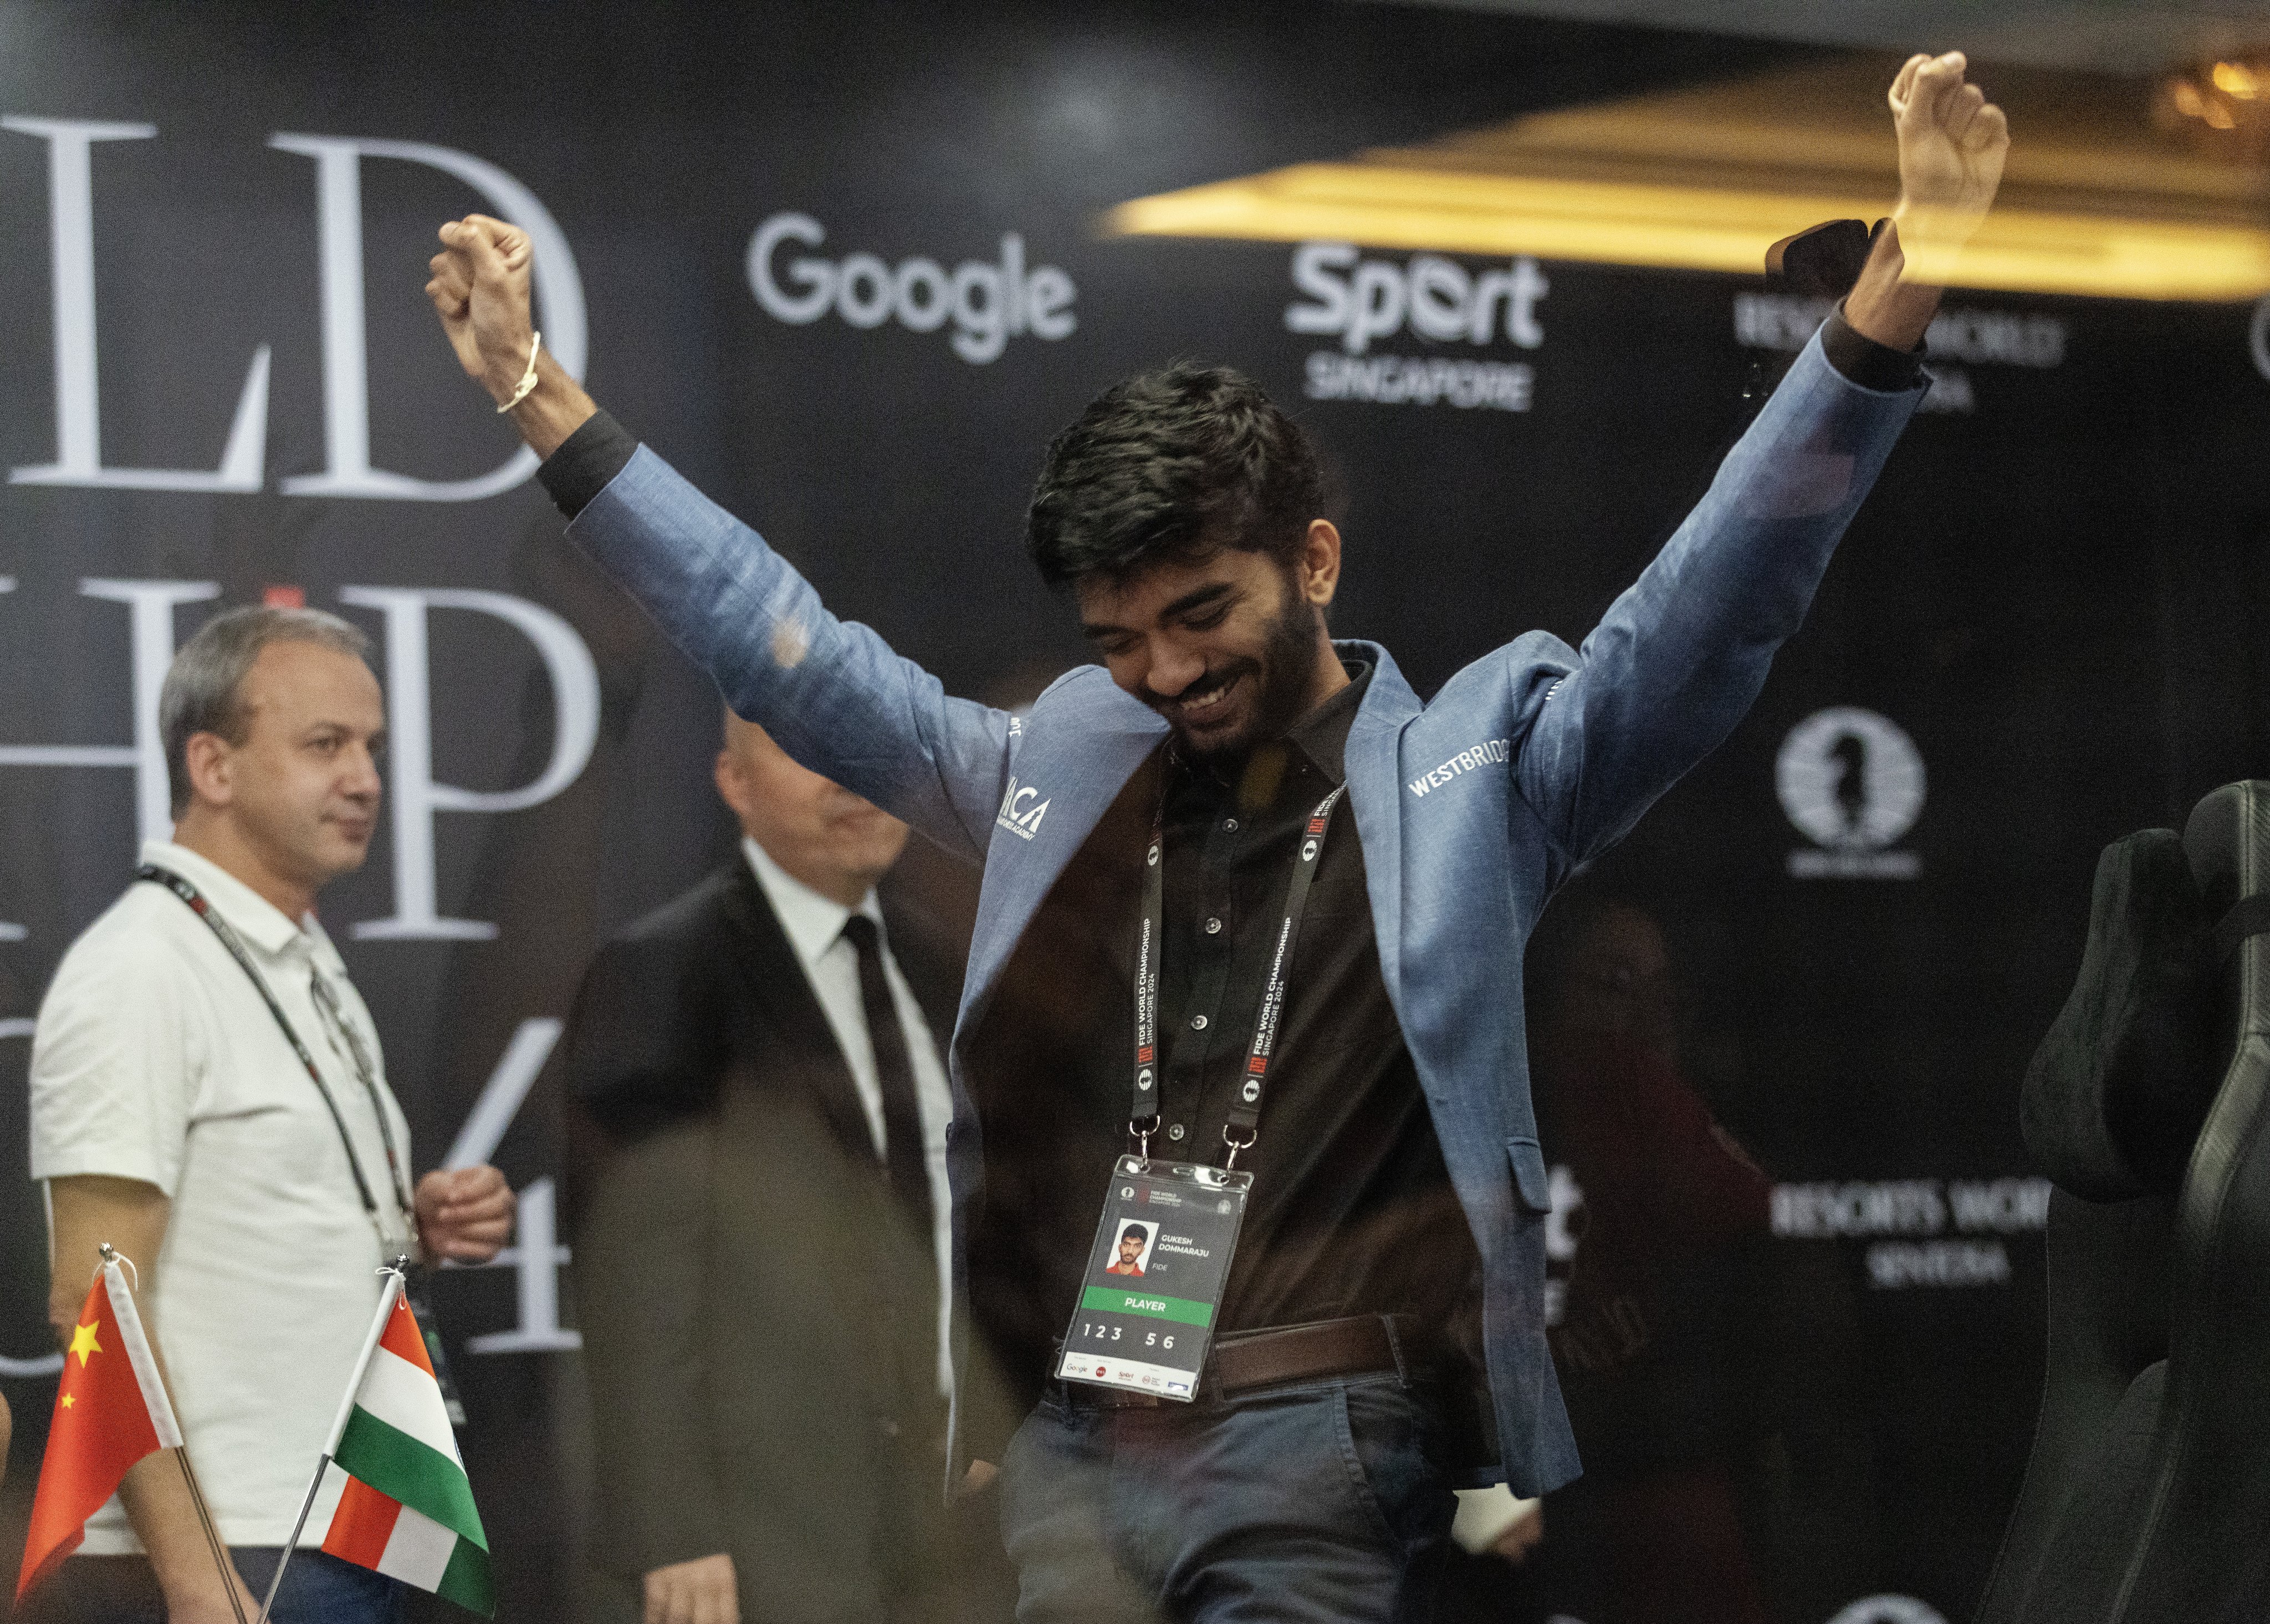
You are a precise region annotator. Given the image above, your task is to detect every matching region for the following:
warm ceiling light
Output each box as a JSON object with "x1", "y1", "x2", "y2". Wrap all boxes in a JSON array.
[
  {"x1": 2211, "y1": 60, "x2": 2262, "y2": 98},
  {"x1": 1109, "y1": 168, "x2": 2270, "y2": 301},
  {"x1": 1109, "y1": 57, "x2": 2270, "y2": 303},
  {"x1": 2159, "y1": 52, "x2": 2270, "y2": 161}
]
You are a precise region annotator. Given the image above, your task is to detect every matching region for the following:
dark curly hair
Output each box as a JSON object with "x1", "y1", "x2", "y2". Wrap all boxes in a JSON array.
[{"x1": 1025, "y1": 363, "x2": 1326, "y2": 589}]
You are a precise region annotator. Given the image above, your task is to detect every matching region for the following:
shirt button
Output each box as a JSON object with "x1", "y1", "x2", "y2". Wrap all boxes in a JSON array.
[
  {"x1": 1223, "y1": 818, "x2": 1239, "y2": 831},
  {"x1": 877, "y1": 1417, "x2": 901, "y2": 1439},
  {"x1": 1205, "y1": 917, "x2": 1223, "y2": 934},
  {"x1": 1167, "y1": 1123, "x2": 1187, "y2": 1142},
  {"x1": 1190, "y1": 1014, "x2": 1209, "y2": 1031}
]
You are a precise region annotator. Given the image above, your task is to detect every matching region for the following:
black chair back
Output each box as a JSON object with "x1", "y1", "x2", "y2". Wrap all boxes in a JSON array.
[{"x1": 1975, "y1": 780, "x2": 2270, "y2": 1623}]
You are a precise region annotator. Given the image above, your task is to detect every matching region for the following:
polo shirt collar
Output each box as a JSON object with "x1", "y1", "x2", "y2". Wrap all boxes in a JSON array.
[
  {"x1": 140, "y1": 839, "x2": 315, "y2": 959},
  {"x1": 741, "y1": 837, "x2": 882, "y2": 969}
]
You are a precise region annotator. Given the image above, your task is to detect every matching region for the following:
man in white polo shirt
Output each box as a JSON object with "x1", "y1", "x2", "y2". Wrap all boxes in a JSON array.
[{"x1": 25, "y1": 605, "x2": 515, "y2": 1624}]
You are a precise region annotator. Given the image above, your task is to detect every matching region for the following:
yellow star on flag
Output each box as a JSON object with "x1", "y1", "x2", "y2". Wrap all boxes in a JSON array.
[
  {"x1": 60, "y1": 1393, "x2": 74, "y2": 1407},
  {"x1": 69, "y1": 1319, "x2": 101, "y2": 1367}
]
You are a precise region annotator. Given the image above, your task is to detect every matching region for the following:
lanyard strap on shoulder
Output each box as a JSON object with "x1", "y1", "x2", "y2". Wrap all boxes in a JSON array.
[
  {"x1": 1129, "y1": 785, "x2": 1346, "y2": 1168},
  {"x1": 137, "y1": 864, "x2": 412, "y2": 1224}
]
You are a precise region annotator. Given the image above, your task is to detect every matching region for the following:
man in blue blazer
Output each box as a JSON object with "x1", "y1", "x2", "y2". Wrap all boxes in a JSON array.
[{"x1": 427, "y1": 52, "x2": 2005, "y2": 1624}]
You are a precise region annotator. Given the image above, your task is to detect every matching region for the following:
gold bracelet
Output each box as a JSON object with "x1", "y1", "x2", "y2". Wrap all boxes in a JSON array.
[{"x1": 496, "y1": 331, "x2": 543, "y2": 413}]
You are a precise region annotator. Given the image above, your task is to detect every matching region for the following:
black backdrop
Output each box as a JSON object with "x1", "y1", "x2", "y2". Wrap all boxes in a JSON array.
[{"x1": 4, "y1": 4, "x2": 2268, "y2": 1620}]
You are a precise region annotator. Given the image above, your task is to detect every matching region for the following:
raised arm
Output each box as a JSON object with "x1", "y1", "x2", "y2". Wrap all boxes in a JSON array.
[
  {"x1": 426, "y1": 221, "x2": 1013, "y2": 864},
  {"x1": 427, "y1": 216, "x2": 598, "y2": 458},
  {"x1": 1861, "y1": 49, "x2": 2011, "y2": 344},
  {"x1": 1514, "y1": 53, "x2": 2007, "y2": 860}
]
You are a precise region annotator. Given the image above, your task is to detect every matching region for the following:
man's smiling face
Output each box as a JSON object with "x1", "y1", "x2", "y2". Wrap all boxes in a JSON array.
[{"x1": 1077, "y1": 522, "x2": 1342, "y2": 762}]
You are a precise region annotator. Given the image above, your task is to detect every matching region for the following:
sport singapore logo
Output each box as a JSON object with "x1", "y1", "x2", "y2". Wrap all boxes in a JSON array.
[{"x1": 1285, "y1": 243, "x2": 1546, "y2": 411}]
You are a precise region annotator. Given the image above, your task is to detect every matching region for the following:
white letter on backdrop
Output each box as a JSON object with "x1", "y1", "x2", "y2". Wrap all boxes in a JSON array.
[
  {"x1": 466, "y1": 1178, "x2": 579, "y2": 1352},
  {"x1": 269, "y1": 136, "x2": 586, "y2": 502},
  {"x1": 437, "y1": 1018, "x2": 582, "y2": 1355},
  {"x1": 0, "y1": 1020, "x2": 63, "y2": 1373},
  {"x1": 340, "y1": 588, "x2": 599, "y2": 939},
  {"x1": 4, "y1": 119, "x2": 270, "y2": 492},
  {"x1": 748, "y1": 212, "x2": 834, "y2": 323},
  {"x1": 0, "y1": 579, "x2": 219, "y2": 917}
]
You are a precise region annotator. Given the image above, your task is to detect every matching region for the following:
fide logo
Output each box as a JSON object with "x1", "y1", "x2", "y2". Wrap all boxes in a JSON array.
[{"x1": 1776, "y1": 708, "x2": 1925, "y2": 880}]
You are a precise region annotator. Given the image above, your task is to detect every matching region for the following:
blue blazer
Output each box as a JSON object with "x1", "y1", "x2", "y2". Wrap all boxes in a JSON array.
[{"x1": 567, "y1": 330, "x2": 1922, "y2": 1494}]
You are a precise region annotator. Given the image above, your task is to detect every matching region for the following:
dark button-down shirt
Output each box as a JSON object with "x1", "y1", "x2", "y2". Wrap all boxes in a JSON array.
[
  {"x1": 960, "y1": 664, "x2": 1480, "y2": 1437},
  {"x1": 1156, "y1": 663, "x2": 1477, "y2": 1332}
]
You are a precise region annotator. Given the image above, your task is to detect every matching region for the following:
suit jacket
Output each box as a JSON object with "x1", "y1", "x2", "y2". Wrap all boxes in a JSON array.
[
  {"x1": 565, "y1": 330, "x2": 1924, "y2": 1496},
  {"x1": 564, "y1": 857, "x2": 967, "y2": 1621}
]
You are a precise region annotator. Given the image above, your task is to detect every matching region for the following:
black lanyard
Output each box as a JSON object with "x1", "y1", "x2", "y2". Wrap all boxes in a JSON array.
[
  {"x1": 138, "y1": 864, "x2": 415, "y2": 1232},
  {"x1": 1129, "y1": 783, "x2": 1346, "y2": 1168}
]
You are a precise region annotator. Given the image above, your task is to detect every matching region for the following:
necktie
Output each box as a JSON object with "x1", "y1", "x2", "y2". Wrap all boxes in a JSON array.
[{"x1": 841, "y1": 915, "x2": 934, "y2": 1238}]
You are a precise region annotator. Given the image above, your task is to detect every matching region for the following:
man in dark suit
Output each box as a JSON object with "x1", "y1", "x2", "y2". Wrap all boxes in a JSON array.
[{"x1": 565, "y1": 712, "x2": 983, "y2": 1624}]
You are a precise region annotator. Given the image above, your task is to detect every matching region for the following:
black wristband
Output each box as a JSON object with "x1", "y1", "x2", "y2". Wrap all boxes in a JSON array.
[
  {"x1": 1821, "y1": 306, "x2": 1928, "y2": 393},
  {"x1": 537, "y1": 409, "x2": 638, "y2": 519}
]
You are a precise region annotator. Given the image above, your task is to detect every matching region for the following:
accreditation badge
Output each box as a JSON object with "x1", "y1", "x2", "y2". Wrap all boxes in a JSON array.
[{"x1": 1059, "y1": 1155, "x2": 1250, "y2": 1400}]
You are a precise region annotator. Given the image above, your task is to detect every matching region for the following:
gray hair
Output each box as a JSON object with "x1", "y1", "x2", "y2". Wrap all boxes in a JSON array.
[{"x1": 160, "y1": 605, "x2": 375, "y2": 815}]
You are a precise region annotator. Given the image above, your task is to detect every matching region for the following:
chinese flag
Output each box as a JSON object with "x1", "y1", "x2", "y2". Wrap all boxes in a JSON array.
[{"x1": 16, "y1": 1257, "x2": 182, "y2": 1605}]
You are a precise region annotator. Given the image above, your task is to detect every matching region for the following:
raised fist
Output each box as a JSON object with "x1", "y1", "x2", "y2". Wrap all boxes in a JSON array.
[
  {"x1": 1888, "y1": 52, "x2": 2009, "y2": 272},
  {"x1": 427, "y1": 213, "x2": 537, "y2": 407}
]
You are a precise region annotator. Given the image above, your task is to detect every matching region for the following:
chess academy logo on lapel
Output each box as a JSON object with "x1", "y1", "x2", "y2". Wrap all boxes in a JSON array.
[{"x1": 996, "y1": 776, "x2": 1051, "y2": 840}]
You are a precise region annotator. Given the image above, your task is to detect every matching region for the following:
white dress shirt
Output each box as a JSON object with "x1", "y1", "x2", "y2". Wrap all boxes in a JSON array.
[
  {"x1": 29, "y1": 840, "x2": 415, "y2": 1550},
  {"x1": 742, "y1": 837, "x2": 957, "y2": 1395}
]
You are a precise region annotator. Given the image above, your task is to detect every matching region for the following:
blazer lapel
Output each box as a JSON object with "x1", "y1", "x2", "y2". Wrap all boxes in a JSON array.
[
  {"x1": 955, "y1": 670, "x2": 1166, "y2": 1046},
  {"x1": 716, "y1": 860, "x2": 877, "y2": 1169},
  {"x1": 1342, "y1": 640, "x2": 1421, "y2": 1002}
]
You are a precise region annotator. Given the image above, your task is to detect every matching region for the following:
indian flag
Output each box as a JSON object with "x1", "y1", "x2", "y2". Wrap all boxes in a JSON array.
[{"x1": 317, "y1": 1279, "x2": 494, "y2": 1616}]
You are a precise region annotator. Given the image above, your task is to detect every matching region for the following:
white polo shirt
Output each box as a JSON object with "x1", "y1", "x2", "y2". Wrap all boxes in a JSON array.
[
  {"x1": 29, "y1": 840, "x2": 415, "y2": 1551},
  {"x1": 742, "y1": 837, "x2": 956, "y2": 1395}
]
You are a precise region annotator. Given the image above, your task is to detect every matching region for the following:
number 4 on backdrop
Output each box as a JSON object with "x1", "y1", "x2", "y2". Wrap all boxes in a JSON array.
[{"x1": 436, "y1": 1017, "x2": 577, "y2": 1353}]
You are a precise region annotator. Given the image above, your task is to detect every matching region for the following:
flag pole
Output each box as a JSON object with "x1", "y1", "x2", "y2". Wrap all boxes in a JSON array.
[
  {"x1": 254, "y1": 1260, "x2": 407, "y2": 1624},
  {"x1": 174, "y1": 1447, "x2": 249, "y2": 1624},
  {"x1": 96, "y1": 1243, "x2": 247, "y2": 1624}
]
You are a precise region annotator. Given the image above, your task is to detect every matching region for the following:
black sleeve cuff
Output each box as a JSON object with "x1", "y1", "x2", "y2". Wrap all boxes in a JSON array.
[
  {"x1": 1821, "y1": 306, "x2": 1927, "y2": 394},
  {"x1": 537, "y1": 408, "x2": 638, "y2": 519}
]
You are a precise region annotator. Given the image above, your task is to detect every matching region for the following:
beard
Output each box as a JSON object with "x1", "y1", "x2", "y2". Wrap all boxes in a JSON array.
[{"x1": 1159, "y1": 569, "x2": 1323, "y2": 763}]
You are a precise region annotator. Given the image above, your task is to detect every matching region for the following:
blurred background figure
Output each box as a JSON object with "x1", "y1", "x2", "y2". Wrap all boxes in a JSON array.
[
  {"x1": 1496, "y1": 888, "x2": 1876, "y2": 1624},
  {"x1": 1522, "y1": 893, "x2": 1773, "y2": 1624},
  {"x1": 564, "y1": 711, "x2": 1006, "y2": 1624}
]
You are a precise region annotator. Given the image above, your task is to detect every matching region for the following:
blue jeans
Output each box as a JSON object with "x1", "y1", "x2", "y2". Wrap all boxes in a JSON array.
[
  {"x1": 998, "y1": 1375, "x2": 1456, "y2": 1624},
  {"x1": 24, "y1": 1548, "x2": 400, "y2": 1624},
  {"x1": 235, "y1": 1546, "x2": 405, "y2": 1624}
]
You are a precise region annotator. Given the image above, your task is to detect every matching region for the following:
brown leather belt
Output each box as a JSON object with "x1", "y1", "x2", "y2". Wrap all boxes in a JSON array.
[{"x1": 1060, "y1": 1314, "x2": 1424, "y2": 1408}]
